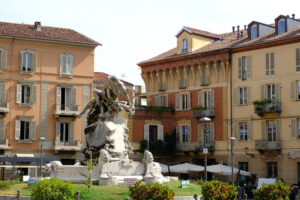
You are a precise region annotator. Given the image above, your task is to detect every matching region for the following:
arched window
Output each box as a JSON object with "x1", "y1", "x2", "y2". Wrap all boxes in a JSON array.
[
  {"x1": 251, "y1": 25, "x2": 258, "y2": 39},
  {"x1": 182, "y1": 39, "x2": 188, "y2": 52},
  {"x1": 278, "y1": 19, "x2": 286, "y2": 34}
]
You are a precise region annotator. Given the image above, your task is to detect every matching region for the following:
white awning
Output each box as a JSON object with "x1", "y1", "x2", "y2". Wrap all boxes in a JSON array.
[
  {"x1": 207, "y1": 164, "x2": 250, "y2": 176},
  {"x1": 169, "y1": 163, "x2": 204, "y2": 173},
  {"x1": 15, "y1": 154, "x2": 35, "y2": 158},
  {"x1": 159, "y1": 164, "x2": 169, "y2": 173}
]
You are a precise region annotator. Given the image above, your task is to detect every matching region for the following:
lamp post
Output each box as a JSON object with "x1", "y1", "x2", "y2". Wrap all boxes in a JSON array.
[
  {"x1": 200, "y1": 117, "x2": 211, "y2": 182},
  {"x1": 230, "y1": 136, "x2": 236, "y2": 184},
  {"x1": 39, "y1": 137, "x2": 46, "y2": 177}
]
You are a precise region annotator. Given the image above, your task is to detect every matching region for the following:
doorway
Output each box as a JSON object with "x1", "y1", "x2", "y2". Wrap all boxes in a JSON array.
[{"x1": 149, "y1": 125, "x2": 158, "y2": 151}]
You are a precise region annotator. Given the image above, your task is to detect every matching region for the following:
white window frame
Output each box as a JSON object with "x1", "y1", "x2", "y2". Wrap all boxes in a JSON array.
[
  {"x1": 15, "y1": 117, "x2": 36, "y2": 142},
  {"x1": 239, "y1": 87, "x2": 248, "y2": 105},
  {"x1": 181, "y1": 125, "x2": 189, "y2": 143},
  {"x1": 16, "y1": 84, "x2": 37, "y2": 106},
  {"x1": 203, "y1": 91, "x2": 211, "y2": 109},
  {"x1": 266, "y1": 84, "x2": 276, "y2": 104},
  {"x1": 22, "y1": 52, "x2": 32, "y2": 72},
  {"x1": 60, "y1": 53, "x2": 73, "y2": 77},
  {"x1": 267, "y1": 120, "x2": 277, "y2": 142},
  {"x1": 241, "y1": 56, "x2": 247, "y2": 80},
  {"x1": 59, "y1": 122, "x2": 69, "y2": 145},
  {"x1": 154, "y1": 94, "x2": 168, "y2": 107},
  {"x1": 239, "y1": 122, "x2": 248, "y2": 141},
  {"x1": 20, "y1": 120, "x2": 30, "y2": 140},
  {"x1": 181, "y1": 93, "x2": 188, "y2": 110},
  {"x1": 266, "y1": 52, "x2": 275, "y2": 76},
  {"x1": 176, "y1": 92, "x2": 190, "y2": 111},
  {"x1": 182, "y1": 39, "x2": 188, "y2": 53}
]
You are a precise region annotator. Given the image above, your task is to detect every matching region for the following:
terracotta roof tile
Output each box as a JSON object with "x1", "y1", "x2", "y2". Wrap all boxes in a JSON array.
[
  {"x1": 94, "y1": 72, "x2": 134, "y2": 86},
  {"x1": 0, "y1": 21, "x2": 100, "y2": 46},
  {"x1": 184, "y1": 26, "x2": 223, "y2": 39}
]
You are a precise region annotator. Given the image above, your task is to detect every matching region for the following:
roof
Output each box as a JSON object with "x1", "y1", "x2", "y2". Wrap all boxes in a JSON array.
[
  {"x1": 176, "y1": 26, "x2": 222, "y2": 39},
  {"x1": 0, "y1": 21, "x2": 100, "y2": 46},
  {"x1": 93, "y1": 72, "x2": 134, "y2": 87}
]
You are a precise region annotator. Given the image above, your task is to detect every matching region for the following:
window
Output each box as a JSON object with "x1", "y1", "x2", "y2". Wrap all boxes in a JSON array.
[
  {"x1": 176, "y1": 125, "x2": 191, "y2": 143},
  {"x1": 0, "y1": 48, "x2": 7, "y2": 71},
  {"x1": 204, "y1": 124, "x2": 213, "y2": 144},
  {"x1": 296, "y1": 48, "x2": 300, "y2": 72},
  {"x1": 267, "y1": 120, "x2": 277, "y2": 142},
  {"x1": 56, "y1": 86, "x2": 77, "y2": 111},
  {"x1": 182, "y1": 39, "x2": 188, "y2": 53},
  {"x1": 176, "y1": 92, "x2": 190, "y2": 111},
  {"x1": 16, "y1": 84, "x2": 37, "y2": 105},
  {"x1": 239, "y1": 162, "x2": 249, "y2": 171},
  {"x1": 298, "y1": 119, "x2": 300, "y2": 139},
  {"x1": 298, "y1": 81, "x2": 300, "y2": 100},
  {"x1": 203, "y1": 91, "x2": 211, "y2": 109},
  {"x1": 239, "y1": 87, "x2": 248, "y2": 105},
  {"x1": 251, "y1": 25, "x2": 258, "y2": 39},
  {"x1": 182, "y1": 125, "x2": 188, "y2": 143},
  {"x1": 154, "y1": 95, "x2": 168, "y2": 107},
  {"x1": 198, "y1": 90, "x2": 214, "y2": 109},
  {"x1": 239, "y1": 122, "x2": 248, "y2": 141},
  {"x1": 266, "y1": 84, "x2": 276, "y2": 104},
  {"x1": 266, "y1": 53, "x2": 275, "y2": 76},
  {"x1": 60, "y1": 53, "x2": 73, "y2": 76},
  {"x1": 20, "y1": 50, "x2": 36, "y2": 73},
  {"x1": 60, "y1": 122, "x2": 69, "y2": 144},
  {"x1": 278, "y1": 19, "x2": 286, "y2": 34},
  {"x1": 20, "y1": 121, "x2": 30, "y2": 140},
  {"x1": 267, "y1": 162, "x2": 278, "y2": 178},
  {"x1": 238, "y1": 56, "x2": 251, "y2": 80}
]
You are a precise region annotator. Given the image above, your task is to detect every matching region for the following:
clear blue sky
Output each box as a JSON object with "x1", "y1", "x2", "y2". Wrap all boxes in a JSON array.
[{"x1": 1, "y1": 0, "x2": 300, "y2": 87}]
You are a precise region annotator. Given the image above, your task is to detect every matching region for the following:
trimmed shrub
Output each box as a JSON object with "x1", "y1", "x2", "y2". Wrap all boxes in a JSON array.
[
  {"x1": 140, "y1": 139, "x2": 148, "y2": 153},
  {"x1": 129, "y1": 180, "x2": 174, "y2": 200},
  {"x1": 154, "y1": 139, "x2": 164, "y2": 155},
  {"x1": 201, "y1": 180, "x2": 237, "y2": 200},
  {"x1": 31, "y1": 178, "x2": 75, "y2": 200},
  {"x1": 253, "y1": 180, "x2": 290, "y2": 200},
  {"x1": 0, "y1": 180, "x2": 12, "y2": 190}
]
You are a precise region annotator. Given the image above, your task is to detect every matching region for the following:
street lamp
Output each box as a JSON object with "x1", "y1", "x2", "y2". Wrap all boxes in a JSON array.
[
  {"x1": 39, "y1": 137, "x2": 46, "y2": 177},
  {"x1": 200, "y1": 117, "x2": 211, "y2": 182},
  {"x1": 230, "y1": 136, "x2": 236, "y2": 184}
]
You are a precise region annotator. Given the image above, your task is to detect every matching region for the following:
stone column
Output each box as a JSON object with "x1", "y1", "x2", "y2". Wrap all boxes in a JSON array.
[
  {"x1": 162, "y1": 70, "x2": 167, "y2": 90},
  {"x1": 191, "y1": 66, "x2": 197, "y2": 87},
  {"x1": 150, "y1": 72, "x2": 156, "y2": 92},
  {"x1": 199, "y1": 65, "x2": 204, "y2": 85},
  {"x1": 141, "y1": 73, "x2": 149, "y2": 92},
  {"x1": 206, "y1": 64, "x2": 210, "y2": 84},
  {"x1": 222, "y1": 61, "x2": 227, "y2": 82},
  {"x1": 214, "y1": 63, "x2": 219, "y2": 83}
]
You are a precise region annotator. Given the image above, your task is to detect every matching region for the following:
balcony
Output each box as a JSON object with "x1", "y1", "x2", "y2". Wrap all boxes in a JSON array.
[
  {"x1": 176, "y1": 142, "x2": 215, "y2": 152},
  {"x1": 254, "y1": 100, "x2": 281, "y2": 117},
  {"x1": 192, "y1": 108, "x2": 216, "y2": 119},
  {"x1": 158, "y1": 82, "x2": 166, "y2": 91},
  {"x1": 178, "y1": 80, "x2": 186, "y2": 89},
  {"x1": 0, "y1": 102, "x2": 9, "y2": 115},
  {"x1": 255, "y1": 140, "x2": 282, "y2": 152},
  {"x1": 54, "y1": 104, "x2": 80, "y2": 118},
  {"x1": 0, "y1": 139, "x2": 8, "y2": 150},
  {"x1": 201, "y1": 79, "x2": 209, "y2": 86},
  {"x1": 54, "y1": 140, "x2": 81, "y2": 152}
]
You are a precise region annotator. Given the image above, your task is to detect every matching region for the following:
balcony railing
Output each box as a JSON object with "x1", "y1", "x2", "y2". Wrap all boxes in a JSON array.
[
  {"x1": 158, "y1": 82, "x2": 166, "y2": 91},
  {"x1": 0, "y1": 102, "x2": 9, "y2": 115},
  {"x1": 254, "y1": 100, "x2": 281, "y2": 117},
  {"x1": 54, "y1": 140, "x2": 81, "y2": 151},
  {"x1": 178, "y1": 80, "x2": 186, "y2": 89},
  {"x1": 176, "y1": 141, "x2": 215, "y2": 152},
  {"x1": 255, "y1": 140, "x2": 282, "y2": 151},
  {"x1": 192, "y1": 108, "x2": 216, "y2": 119},
  {"x1": 0, "y1": 139, "x2": 8, "y2": 150},
  {"x1": 54, "y1": 104, "x2": 80, "y2": 118}
]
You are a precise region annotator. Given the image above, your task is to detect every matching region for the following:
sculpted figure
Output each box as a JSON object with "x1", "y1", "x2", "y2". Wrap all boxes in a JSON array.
[{"x1": 143, "y1": 150, "x2": 154, "y2": 178}]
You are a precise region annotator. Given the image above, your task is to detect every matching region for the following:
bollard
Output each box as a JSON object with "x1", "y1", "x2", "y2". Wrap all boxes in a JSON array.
[
  {"x1": 76, "y1": 190, "x2": 80, "y2": 200},
  {"x1": 16, "y1": 189, "x2": 21, "y2": 200},
  {"x1": 194, "y1": 194, "x2": 199, "y2": 200}
]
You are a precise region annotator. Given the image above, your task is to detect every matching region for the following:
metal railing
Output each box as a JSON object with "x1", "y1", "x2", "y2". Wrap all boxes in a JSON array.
[
  {"x1": 255, "y1": 140, "x2": 282, "y2": 151},
  {"x1": 192, "y1": 108, "x2": 216, "y2": 119}
]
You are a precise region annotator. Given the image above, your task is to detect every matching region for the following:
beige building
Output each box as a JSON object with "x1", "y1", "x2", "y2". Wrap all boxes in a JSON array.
[{"x1": 0, "y1": 21, "x2": 99, "y2": 178}]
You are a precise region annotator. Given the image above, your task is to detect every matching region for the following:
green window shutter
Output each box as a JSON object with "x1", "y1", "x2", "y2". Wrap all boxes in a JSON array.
[
  {"x1": 291, "y1": 118, "x2": 297, "y2": 139},
  {"x1": 260, "y1": 85, "x2": 265, "y2": 101},
  {"x1": 56, "y1": 87, "x2": 61, "y2": 105},
  {"x1": 15, "y1": 120, "x2": 20, "y2": 140},
  {"x1": 238, "y1": 57, "x2": 242, "y2": 80},
  {"x1": 270, "y1": 53, "x2": 275, "y2": 75},
  {"x1": 30, "y1": 121, "x2": 36, "y2": 141},
  {"x1": 67, "y1": 55, "x2": 73, "y2": 76},
  {"x1": 261, "y1": 120, "x2": 266, "y2": 140},
  {"x1": 276, "y1": 119, "x2": 281, "y2": 140},
  {"x1": 31, "y1": 52, "x2": 37, "y2": 72},
  {"x1": 158, "y1": 125, "x2": 164, "y2": 141},
  {"x1": 198, "y1": 124, "x2": 204, "y2": 142},
  {"x1": 275, "y1": 83, "x2": 281, "y2": 103},
  {"x1": 56, "y1": 122, "x2": 61, "y2": 140},
  {"x1": 247, "y1": 121, "x2": 252, "y2": 140},
  {"x1": 69, "y1": 122, "x2": 74, "y2": 145},
  {"x1": 144, "y1": 124, "x2": 149, "y2": 141},
  {"x1": 0, "y1": 82, "x2": 5, "y2": 105},
  {"x1": 1, "y1": 49, "x2": 7, "y2": 70},
  {"x1": 233, "y1": 122, "x2": 238, "y2": 141},
  {"x1": 31, "y1": 85, "x2": 37, "y2": 104},
  {"x1": 187, "y1": 125, "x2": 192, "y2": 142},
  {"x1": 0, "y1": 120, "x2": 5, "y2": 142},
  {"x1": 291, "y1": 80, "x2": 297, "y2": 101},
  {"x1": 210, "y1": 90, "x2": 215, "y2": 109},
  {"x1": 247, "y1": 56, "x2": 252, "y2": 80},
  {"x1": 266, "y1": 53, "x2": 270, "y2": 76},
  {"x1": 247, "y1": 87, "x2": 252, "y2": 105},
  {"x1": 16, "y1": 84, "x2": 22, "y2": 104},
  {"x1": 70, "y1": 88, "x2": 77, "y2": 108},
  {"x1": 233, "y1": 88, "x2": 238, "y2": 106},
  {"x1": 60, "y1": 54, "x2": 66, "y2": 75},
  {"x1": 187, "y1": 92, "x2": 191, "y2": 110}
]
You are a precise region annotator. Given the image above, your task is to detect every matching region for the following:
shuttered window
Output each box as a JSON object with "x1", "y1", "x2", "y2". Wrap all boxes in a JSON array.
[
  {"x1": 291, "y1": 118, "x2": 300, "y2": 139},
  {"x1": 239, "y1": 122, "x2": 248, "y2": 141},
  {"x1": 176, "y1": 125, "x2": 192, "y2": 143},
  {"x1": 0, "y1": 48, "x2": 7, "y2": 71},
  {"x1": 239, "y1": 87, "x2": 248, "y2": 105},
  {"x1": 57, "y1": 86, "x2": 77, "y2": 111},
  {"x1": 176, "y1": 92, "x2": 190, "y2": 111},
  {"x1": 198, "y1": 90, "x2": 214, "y2": 109},
  {"x1": 16, "y1": 84, "x2": 37, "y2": 105},
  {"x1": 238, "y1": 56, "x2": 251, "y2": 80},
  {"x1": 154, "y1": 94, "x2": 168, "y2": 107},
  {"x1": 20, "y1": 50, "x2": 36, "y2": 73},
  {"x1": 15, "y1": 119, "x2": 36, "y2": 141},
  {"x1": 56, "y1": 121, "x2": 74, "y2": 146},
  {"x1": 267, "y1": 120, "x2": 277, "y2": 142},
  {"x1": 60, "y1": 53, "x2": 74, "y2": 76},
  {"x1": 296, "y1": 48, "x2": 300, "y2": 72},
  {"x1": 266, "y1": 52, "x2": 275, "y2": 76}
]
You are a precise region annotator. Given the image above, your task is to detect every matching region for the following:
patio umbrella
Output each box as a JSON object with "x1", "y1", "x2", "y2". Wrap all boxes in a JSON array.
[
  {"x1": 207, "y1": 164, "x2": 250, "y2": 176},
  {"x1": 159, "y1": 163, "x2": 169, "y2": 173},
  {"x1": 169, "y1": 163, "x2": 204, "y2": 173}
]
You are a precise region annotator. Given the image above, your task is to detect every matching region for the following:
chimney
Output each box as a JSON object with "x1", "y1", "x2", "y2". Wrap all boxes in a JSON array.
[
  {"x1": 232, "y1": 26, "x2": 235, "y2": 33},
  {"x1": 237, "y1": 25, "x2": 240, "y2": 39},
  {"x1": 287, "y1": 15, "x2": 290, "y2": 18},
  {"x1": 241, "y1": 31, "x2": 244, "y2": 38},
  {"x1": 34, "y1": 21, "x2": 41, "y2": 31},
  {"x1": 292, "y1": 14, "x2": 295, "y2": 19},
  {"x1": 244, "y1": 25, "x2": 247, "y2": 31}
]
